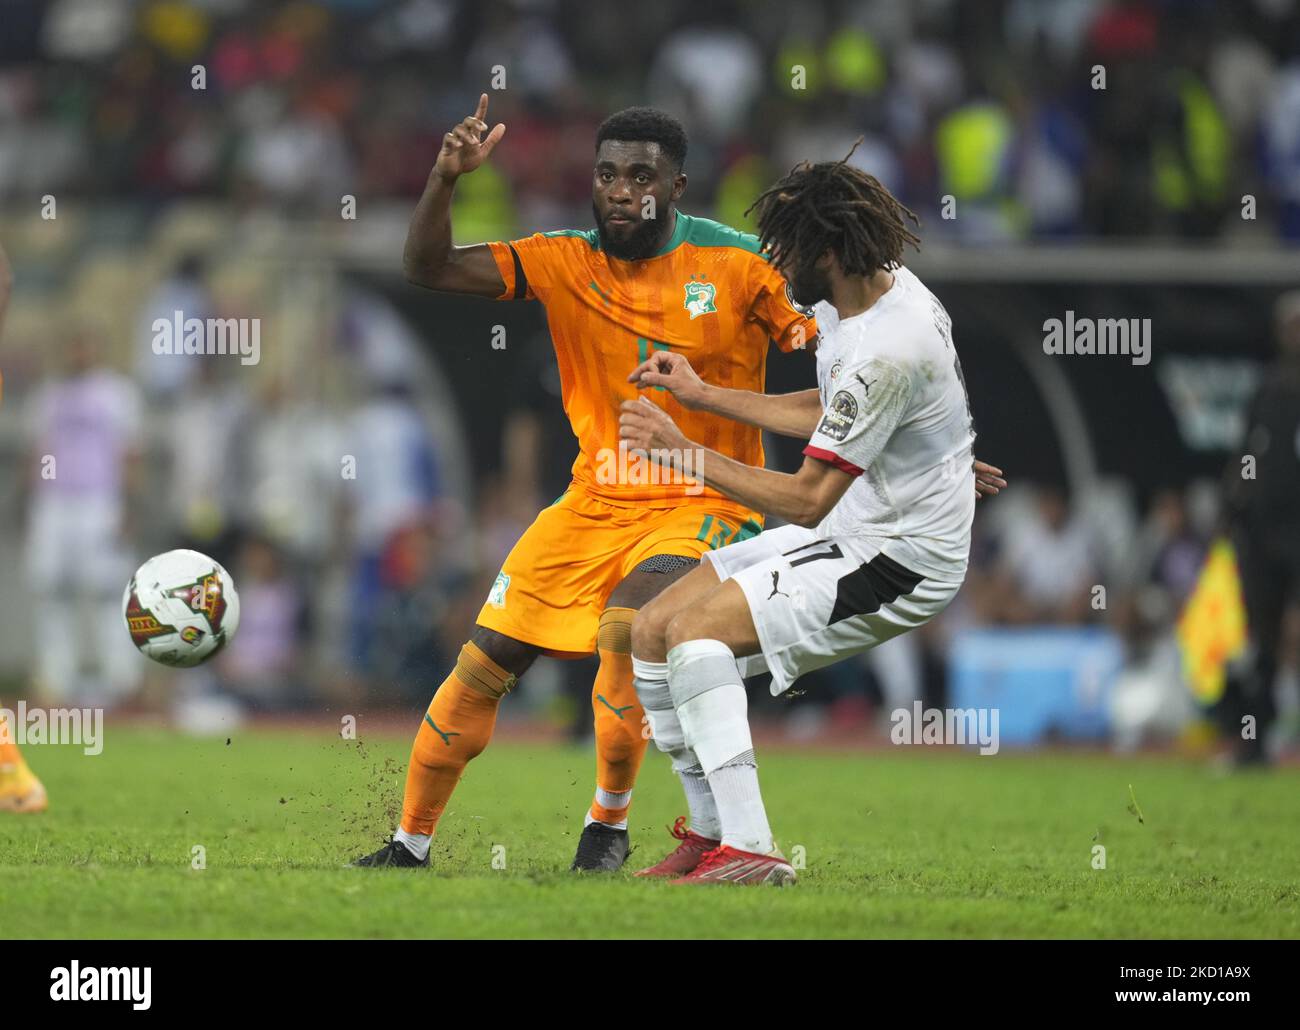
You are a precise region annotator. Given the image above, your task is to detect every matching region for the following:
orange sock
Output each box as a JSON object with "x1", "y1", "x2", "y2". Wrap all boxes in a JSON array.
[
  {"x1": 399, "y1": 642, "x2": 515, "y2": 837},
  {"x1": 589, "y1": 608, "x2": 646, "y2": 827}
]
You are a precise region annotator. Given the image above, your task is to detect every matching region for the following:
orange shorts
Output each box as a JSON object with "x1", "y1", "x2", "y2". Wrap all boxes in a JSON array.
[{"x1": 476, "y1": 486, "x2": 763, "y2": 656}]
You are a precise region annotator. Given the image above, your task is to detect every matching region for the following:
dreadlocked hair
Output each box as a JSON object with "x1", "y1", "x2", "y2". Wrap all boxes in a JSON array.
[{"x1": 745, "y1": 141, "x2": 920, "y2": 277}]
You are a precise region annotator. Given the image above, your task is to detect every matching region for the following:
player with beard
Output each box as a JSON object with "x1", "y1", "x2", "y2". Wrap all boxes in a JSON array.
[
  {"x1": 353, "y1": 101, "x2": 1002, "y2": 873},
  {"x1": 618, "y1": 152, "x2": 989, "y2": 884},
  {"x1": 353, "y1": 98, "x2": 819, "y2": 871}
]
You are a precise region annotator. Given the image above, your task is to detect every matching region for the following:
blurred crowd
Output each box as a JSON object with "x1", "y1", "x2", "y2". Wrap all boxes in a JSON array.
[
  {"x1": 1, "y1": 0, "x2": 1299, "y2": 240},
  {"x1": 3, "y1": 0, "x2": 1299, "y2": 756}
]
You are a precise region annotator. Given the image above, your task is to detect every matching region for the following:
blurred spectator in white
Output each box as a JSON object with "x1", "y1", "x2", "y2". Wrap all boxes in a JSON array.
[
  {"x1": 465, "y1": 7, "x2": 577, "y2": 101},
  {"x1": 229, "y1": 375, "x2": 344, "y2": 560},
  {"x1": 997, "y1": 485, "x2": 1099, "y2": 623},
  {"x1": 22, "y1": 326, "x2": 143, "y2": 705},
  {"x1": 342, "y1": 380, "x2": 443, "y2": 674},
  {"x1": 41, "y1": 0, "x2": 134, "y2": 60},
  {"x1": 166, "y1": 357, "x2": 249, "y2": 552},
  {"x1": 234, "y1": 90, "x2": 354, "y2": 209},
  {"x1": 136, "y1": 253, "x2": 213, "y2": 401},
  {"x1": 0, "y1": 71, "x2": 85, "y2": 203},
  {"x1": 647, "y1": 9, "x2": 763, "y2": 144}
]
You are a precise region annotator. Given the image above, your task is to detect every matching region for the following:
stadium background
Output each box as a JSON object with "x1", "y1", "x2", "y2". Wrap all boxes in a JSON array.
[{"x1": 0, "y1": 0, "x2": 1297, "y2": 759}]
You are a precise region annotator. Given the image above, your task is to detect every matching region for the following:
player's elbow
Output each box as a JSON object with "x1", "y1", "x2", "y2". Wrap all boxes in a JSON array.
[
  {"x1": 402, "y1": 241, "x2": 454, "y2": 289},
  {"x1": 789, "y1": 497, "x2": 830, "y2": 529},
  {"x1": 788, "y1": 481, "x2": 842, "y2": 528},
  {"x1": 402, "y1": 258, "x2": 441, "y2": 289}
]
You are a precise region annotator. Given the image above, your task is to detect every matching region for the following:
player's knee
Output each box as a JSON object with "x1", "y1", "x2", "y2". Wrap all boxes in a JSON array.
[
  {"x1": 663, "y1": 609, "x2": 702, "y2": 654},
  {"x1": 470, "y1": 626, "x2": 540, "y2": 679},
  {"x1": 630, "y1": 597, "x2": 670, "y2": 659}
]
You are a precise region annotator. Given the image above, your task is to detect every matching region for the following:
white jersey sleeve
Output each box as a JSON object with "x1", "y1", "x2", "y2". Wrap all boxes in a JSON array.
[{"x1": 803, "y1": 357, "x2": 913, "y2": 476}]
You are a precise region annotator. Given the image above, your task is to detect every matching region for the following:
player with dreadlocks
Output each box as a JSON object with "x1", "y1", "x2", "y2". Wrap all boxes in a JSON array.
[
  {"x1": 746, "y1": 147, "x2": 921, "y2": 311},
  {"x1": 617, "y1": 151, "x2": 1001, "y2": 884}
]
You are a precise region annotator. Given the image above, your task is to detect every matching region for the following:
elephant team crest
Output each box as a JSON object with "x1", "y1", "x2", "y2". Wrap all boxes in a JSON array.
[{"x1": 683, "y1": 279, "x2": 718, "y2": 320}]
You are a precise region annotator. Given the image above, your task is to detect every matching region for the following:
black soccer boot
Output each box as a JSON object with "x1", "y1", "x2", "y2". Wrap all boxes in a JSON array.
[
  {"x1": 570, "y1": 821, "x2": 630, "y2": 872},
  {"x1": 352, "y1": 838, "x2": 429, "y2": 869}
]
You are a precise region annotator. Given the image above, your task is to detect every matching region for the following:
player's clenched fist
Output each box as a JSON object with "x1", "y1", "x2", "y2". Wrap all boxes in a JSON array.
[
  {"x1": 619, "y1": 397, "x2": 691, "y2": 455},
  {"x1": 628, "y1": 350, "x2": 709, "y2": 409},
  {"x1": 435, "y1": 93, "x2": 506, "y2": 183}
]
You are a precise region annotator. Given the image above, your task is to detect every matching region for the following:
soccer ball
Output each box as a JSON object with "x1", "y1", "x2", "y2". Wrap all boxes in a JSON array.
[{"x1": 123, "y1": 549, "x2": 240, "y2": 667}]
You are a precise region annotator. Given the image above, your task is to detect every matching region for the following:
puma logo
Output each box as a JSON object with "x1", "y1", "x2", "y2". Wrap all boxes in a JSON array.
[
  {"x1": 768, "y1": 570, "x2": 790, "y2": 600},
  {"x1": 854, "y1": 372, "x2": 875, "y2": 392},
  {"x1": 424, "y1": 714, "x2": 460, "y2": 746},
  {"x1": 596, "y1": 694, "x2": 635, "y2": 720}
]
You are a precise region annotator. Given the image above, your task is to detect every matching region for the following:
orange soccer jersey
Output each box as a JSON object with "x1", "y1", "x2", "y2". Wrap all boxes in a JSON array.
[{"x1": 486, "y1": 211, "x2": 816, "y2": 506}]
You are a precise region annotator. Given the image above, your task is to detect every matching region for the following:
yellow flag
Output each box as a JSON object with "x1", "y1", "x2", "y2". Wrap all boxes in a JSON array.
[{"x1": 1176, "y1": 538, "x2": 1248, "y2": 704}]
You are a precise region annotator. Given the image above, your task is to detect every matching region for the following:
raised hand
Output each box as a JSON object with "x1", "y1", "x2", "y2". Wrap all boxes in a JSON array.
[{"x1": 435, "y1": 93, "x2": 506, "y2": 182}]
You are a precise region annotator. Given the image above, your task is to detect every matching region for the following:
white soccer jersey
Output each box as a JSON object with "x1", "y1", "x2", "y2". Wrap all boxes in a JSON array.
[{"x1": 803, "y1": 266, "x2": 976, "y2": 582}]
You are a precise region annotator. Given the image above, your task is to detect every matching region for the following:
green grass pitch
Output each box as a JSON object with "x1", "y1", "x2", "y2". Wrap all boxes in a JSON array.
[{"x1": 2, "y1": 727, "x2": 1297, "y2": 938}]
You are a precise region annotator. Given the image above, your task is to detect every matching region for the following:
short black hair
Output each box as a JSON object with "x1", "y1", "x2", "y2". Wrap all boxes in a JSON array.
[{"x1": 596, "y1": 108, "x2": 688, "y2": 171}]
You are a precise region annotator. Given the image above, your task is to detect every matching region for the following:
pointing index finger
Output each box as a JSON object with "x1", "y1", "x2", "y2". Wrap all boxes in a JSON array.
[{"x1": 475, "y1": 93, "x2": 489, "y2": 122}]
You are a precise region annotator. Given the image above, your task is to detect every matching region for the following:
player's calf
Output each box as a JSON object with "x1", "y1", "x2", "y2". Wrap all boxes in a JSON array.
[
  {"x1": 633, "y1": 654, "x2": 724, "y2": 850},
  {"x1": 669, "y1": 638, "x2": 779, "y2": 858},
  {"x1": 354, "y1": 631, "x2": 531, "y2": 869}
]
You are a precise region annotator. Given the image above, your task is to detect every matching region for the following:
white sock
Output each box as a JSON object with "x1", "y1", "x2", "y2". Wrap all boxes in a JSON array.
[
  {"x1": 586, "y1": 787, "x2": 630, "y2": 830},
  {"x1": 393, "y1": 826, "x2": 431, "y2": 861},
  {"x1": 669, "y1": 639, "x2": 775, "y2": 855},
  {"x1": 706, "y1": 753, "x2": 774, "y2": 854},
  {"x1": 634, "y1": 654, "x2": 720, "y2": 838},
  {"x1": 677, "y1": 762, "x2": 721, "y2": 840}
]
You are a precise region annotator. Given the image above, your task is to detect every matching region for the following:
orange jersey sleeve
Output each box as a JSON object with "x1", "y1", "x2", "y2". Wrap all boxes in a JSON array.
[
  {"x1": 747, "y1": 258, "x2": 818, "y2": 353},
  {"x1": 486, "y1": 233, "x2": 571, "y2": 301}
]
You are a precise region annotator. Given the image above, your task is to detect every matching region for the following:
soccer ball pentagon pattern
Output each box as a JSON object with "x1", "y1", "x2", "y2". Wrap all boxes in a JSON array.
[{"x1": 123, "y1": 550, "x2": 240, "y2": 667}]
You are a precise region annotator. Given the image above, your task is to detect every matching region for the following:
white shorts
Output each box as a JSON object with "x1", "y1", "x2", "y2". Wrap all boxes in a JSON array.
[{"x1": 702, "y1": 523, "x2": 963, "y2": 695}]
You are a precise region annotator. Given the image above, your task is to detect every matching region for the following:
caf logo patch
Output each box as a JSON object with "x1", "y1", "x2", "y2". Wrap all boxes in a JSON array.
[
  {"x1": 784, "y1": 280, "x2": 816, "y2": 318},
  {"x1": 816, "y1": 389, "x2": 858, "y2": 442}
]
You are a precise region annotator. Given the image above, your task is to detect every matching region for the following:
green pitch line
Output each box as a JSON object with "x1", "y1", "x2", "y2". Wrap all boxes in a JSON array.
[{"x1": 1, "y1": 729, "x2": 1296, "y2": 939}]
